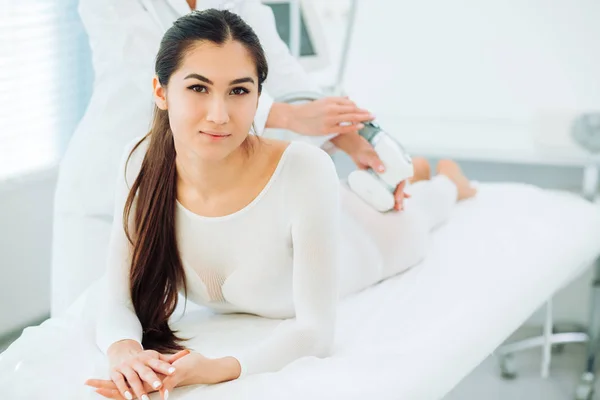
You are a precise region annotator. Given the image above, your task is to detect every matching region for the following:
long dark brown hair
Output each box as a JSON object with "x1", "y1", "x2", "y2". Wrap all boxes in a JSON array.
[{"x1": 122, "y1": 9, "x2": 269, "y2": 353}]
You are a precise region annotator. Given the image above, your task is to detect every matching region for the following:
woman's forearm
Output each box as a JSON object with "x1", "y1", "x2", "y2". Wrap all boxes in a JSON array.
[
  {"x1": 184, "y1": 356, "x2": 241, "y2": 385},
  {"x1": 208, "y1": 357, "x2": 241, "y2": 384},
  {"x1": 215, "y1": 357, "x2": 242, "y2": 382}
]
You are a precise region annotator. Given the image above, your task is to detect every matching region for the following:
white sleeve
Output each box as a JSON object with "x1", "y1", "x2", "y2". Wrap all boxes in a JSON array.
[
  {"x1": 240, "y1": 0, "x2": 320, "y2": 98},
  {"x1": 241, "y1": 0, "x2": 338, "y2": 148},
  {"x1": 78, "y1": 0, "x2": 158, "y2": 96},
  {"x1": 233, "y1": 145, "x2": 341, "y2": 376},
  {"x1": 253, "y1": 91, "x2": 275, "y2": 136},
  {"x1": 95, "y1": 139, "x2": 147, "y2": 354}
]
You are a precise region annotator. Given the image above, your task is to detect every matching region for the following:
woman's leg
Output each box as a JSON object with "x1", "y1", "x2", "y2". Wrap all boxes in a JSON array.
[
  {"x1": 337, "y1": 159, "x2": 475, "y2": 297},
  {"x1": 409, "y1": 156, "x2": 431, "y2": 184}
]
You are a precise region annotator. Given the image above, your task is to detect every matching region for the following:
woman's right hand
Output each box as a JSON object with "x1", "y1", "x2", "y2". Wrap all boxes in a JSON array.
[{"x1": 104, "y1": 340, "x2": 187, "y2": 400}]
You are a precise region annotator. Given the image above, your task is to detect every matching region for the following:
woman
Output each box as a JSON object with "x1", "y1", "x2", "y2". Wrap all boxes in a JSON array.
[
  {"x1": 51, "y1": 0, "x2": 389, "y2": 317},
  {"x1": 85, "y1": 9, "x2": 476, "y2": 400}
]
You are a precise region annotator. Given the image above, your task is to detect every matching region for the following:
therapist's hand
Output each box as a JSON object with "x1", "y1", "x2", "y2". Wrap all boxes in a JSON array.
[
  {"x1": 330, "y1": 132, "x2": 410, "y2": 210},
  {"x1": 274, "y1": 96, "x2": 374, "y2": 136}
]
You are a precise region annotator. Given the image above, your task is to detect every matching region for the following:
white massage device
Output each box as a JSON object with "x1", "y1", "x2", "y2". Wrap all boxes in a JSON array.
[{"x1": 275, "y1": 92, "x2": 414, "y2": 212}]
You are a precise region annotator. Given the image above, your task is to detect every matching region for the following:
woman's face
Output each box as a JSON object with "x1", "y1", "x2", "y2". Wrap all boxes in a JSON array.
[{"x1": 154, "y1": 40, "x2": 260, "y2": 161}]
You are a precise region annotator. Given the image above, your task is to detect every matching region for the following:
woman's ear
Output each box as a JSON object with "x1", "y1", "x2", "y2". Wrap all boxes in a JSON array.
[{"x1": 153, "y1": 76, "x2": 168, "y2": 110}]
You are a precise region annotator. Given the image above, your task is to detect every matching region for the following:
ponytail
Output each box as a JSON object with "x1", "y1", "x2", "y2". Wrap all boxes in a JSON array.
[{"x1": 123, "y1": 107, "x2": 188, "y2": 353}]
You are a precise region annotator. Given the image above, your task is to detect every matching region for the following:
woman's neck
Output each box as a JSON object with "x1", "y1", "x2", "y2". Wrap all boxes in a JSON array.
[
  {"x1": 175, "y1": 141, "x2": 251, "y2": 202},
  {"x1": 186, "y1": 0, "x2": 197, "y2": 10}
]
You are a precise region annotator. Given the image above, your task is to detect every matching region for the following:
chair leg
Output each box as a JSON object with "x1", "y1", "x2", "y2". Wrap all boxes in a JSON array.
[
  {"x1": 575, "y1": 258, "x2": 600, "y2": 400},
  {"x1": 496, "y1": 331, "x2": 588, "y2": 380},
  {"x1": 496, "y1": 295, "x2": 589, "y2": 382},
  {"x1": 542, "y1": 298, "x2": 553, "y2": 379}
]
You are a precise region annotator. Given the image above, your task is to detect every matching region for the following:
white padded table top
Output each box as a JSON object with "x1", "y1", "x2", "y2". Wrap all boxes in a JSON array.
[{"x1": 2, "y1": 183, "x2": 600, "y2": 400}]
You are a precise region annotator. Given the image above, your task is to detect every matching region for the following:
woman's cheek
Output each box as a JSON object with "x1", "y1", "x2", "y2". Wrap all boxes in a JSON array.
[
  {"x1": 175, "y1": 96, "x2": 204, "y2": 126},
  {"x1": 240, "y1": 98, "x2": 259, "y2": 124}
]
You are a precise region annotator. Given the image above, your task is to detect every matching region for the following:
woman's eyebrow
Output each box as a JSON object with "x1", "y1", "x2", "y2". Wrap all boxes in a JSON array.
[
  {"x1": 184, "y1": 73, "x2": 255, "y2": 86},
  {"x1": 229, "y1": 77, "x2": 255, "y2": 85},
  {"x1": 184, "y1": 73, "x2": 213, "y2": 84}
]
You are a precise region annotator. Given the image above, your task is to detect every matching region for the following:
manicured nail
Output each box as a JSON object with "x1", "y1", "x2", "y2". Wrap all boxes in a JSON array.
[
  {"x1": 142, "y1": 395, "x2": 150, "y2": 400},
  {"x1": 153, "y1": 381, "x2": 161, "y2": 389},
  {"x1": 168, "y1": 367, "x2": 176, "y2": 375},
  {"x1": 124, "y1": 391, "x2": 133, "y2": 400},
  {"x1": 165, "y1": 390, "x2": 170, "y2": 400},
  {"x1": 377, "y1": 165, "x2": 385, "y2": 172}
]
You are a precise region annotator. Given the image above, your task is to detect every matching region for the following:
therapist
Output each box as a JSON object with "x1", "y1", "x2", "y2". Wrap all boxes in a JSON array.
[{"x1": 51, "y1": 0, "x2": 407, "y2": 316}]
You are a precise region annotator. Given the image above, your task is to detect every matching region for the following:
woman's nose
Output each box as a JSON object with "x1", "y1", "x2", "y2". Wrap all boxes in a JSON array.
[{"x1": 206, "y1": 97, "x2": 230, "y2": 125}]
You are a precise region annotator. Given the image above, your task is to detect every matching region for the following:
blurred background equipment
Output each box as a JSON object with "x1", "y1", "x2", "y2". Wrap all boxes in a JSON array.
[{"x1": 262, "y1": 0, "x2": 330, "y2": 70}]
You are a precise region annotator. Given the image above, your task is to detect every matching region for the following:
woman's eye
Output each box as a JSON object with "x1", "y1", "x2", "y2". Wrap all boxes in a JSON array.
[
  {"x1": 230, "y1": 87, "x2": 249, "y2": 96},
  {"x1": 189, "y1": 85, "x2": 207, "y2": 93}
]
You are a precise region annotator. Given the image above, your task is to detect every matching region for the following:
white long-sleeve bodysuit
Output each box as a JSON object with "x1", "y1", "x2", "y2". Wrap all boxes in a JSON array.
[
  {"x1": 96, "y1": 137, "x2": 459, "y2": 377},
  {"x1": 97, "y1": 139, "x2": 340, "y2": 377},
  {"x1": 51, "y1": 0, "x2": 335, "y2": 316}
]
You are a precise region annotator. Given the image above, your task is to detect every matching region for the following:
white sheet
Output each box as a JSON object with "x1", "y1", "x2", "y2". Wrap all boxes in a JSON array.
[{"x1": 2, "y1": 183, "x2": 600, "y2": 400}]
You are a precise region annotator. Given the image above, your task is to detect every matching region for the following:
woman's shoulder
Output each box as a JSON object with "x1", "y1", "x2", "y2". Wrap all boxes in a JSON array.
[
  {"x1": 270, "y1": 140, "x2": 340, "y2": 216},
  {"x1": 275, "y1": 140, "x2": 339, "y2": 191},
  {"x1": 283, "y1": 140, "x2": 337, "y2": 175}
]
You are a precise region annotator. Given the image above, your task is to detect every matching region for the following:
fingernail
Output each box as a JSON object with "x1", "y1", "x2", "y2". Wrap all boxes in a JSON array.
[
  {"x1": 142, "y1": 395, "x2": 150, "y2": 400},
  {"x1": 377, "y1": 165, "x2": 385, "y2": 172},
  {"x1": 168, "y1": 367, "x2": 176, "y2": 375},
  {"x1": 165, "y1": 390, "x2": 170, "y2": 400},
  {"x1": 357, "y1": 123, "x2": 365, "y2": 129},
  {"x1": 153, "y1": 380, "x2": 161, "y2": 389},
  {"x1": 124, "y1": 391, "x2": 133, "y2": 400}
]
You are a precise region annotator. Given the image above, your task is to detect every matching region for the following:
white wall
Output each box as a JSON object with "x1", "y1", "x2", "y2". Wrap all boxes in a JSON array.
[
  {"x1": 0, "y1": 168, "x2": 56, "y2": 336},
  {"x1": 340, "y1": 0, "x2": 600, "y2": 121}
]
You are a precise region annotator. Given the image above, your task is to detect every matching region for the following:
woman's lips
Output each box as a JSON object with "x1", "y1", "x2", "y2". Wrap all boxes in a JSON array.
[{"x1": 200, "y1": 131, "x2": 231, "y2": 138}]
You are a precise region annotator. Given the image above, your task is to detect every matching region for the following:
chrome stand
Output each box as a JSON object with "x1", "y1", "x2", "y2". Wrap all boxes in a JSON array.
[{"x1": 495, "y1": 163, "x2": 600, "y2": 400}]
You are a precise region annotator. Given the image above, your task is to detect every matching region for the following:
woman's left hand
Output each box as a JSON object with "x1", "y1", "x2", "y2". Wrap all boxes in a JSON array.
[
  {"x1": 330, "y1": 133, "x2": 410, "y2": 210},
  {"x1": 86, "y1": 352, "x2": 238, "y2": 399},
  {"x1": 393, "y1": 180, "x2": 410, "y2": 211}
]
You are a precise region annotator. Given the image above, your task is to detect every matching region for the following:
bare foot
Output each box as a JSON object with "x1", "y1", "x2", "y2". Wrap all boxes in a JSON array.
[
  {"x1": 409, "y1": 157, "x2": 431, "y2": 184},
  {"x1": 436, "y1": 159, "x2": 477, "y2": 201}
]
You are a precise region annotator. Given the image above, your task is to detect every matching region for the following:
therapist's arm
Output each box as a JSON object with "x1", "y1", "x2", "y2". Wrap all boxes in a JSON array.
[
  {"x1": 243, "y1": 0, "x2": 372, "y2": 146},
  {"x1": 266, "y1": 99, "x2": 374, "y2": 136}
]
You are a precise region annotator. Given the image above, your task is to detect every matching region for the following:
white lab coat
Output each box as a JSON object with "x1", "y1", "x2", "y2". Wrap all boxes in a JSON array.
[{"x1": 51, "y1": 0, "x2": 332, "y2": 315}]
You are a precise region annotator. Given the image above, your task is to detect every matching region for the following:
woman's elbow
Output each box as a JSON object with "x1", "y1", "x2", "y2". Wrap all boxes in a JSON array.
[{"x1": 298, "y1": 324, "x2": 335, "y2": 358}]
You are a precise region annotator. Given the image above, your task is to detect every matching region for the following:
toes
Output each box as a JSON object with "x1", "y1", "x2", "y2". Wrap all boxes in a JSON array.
[{"x1": 458, "y1": 186, "x2": 478, "y2": 201}]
